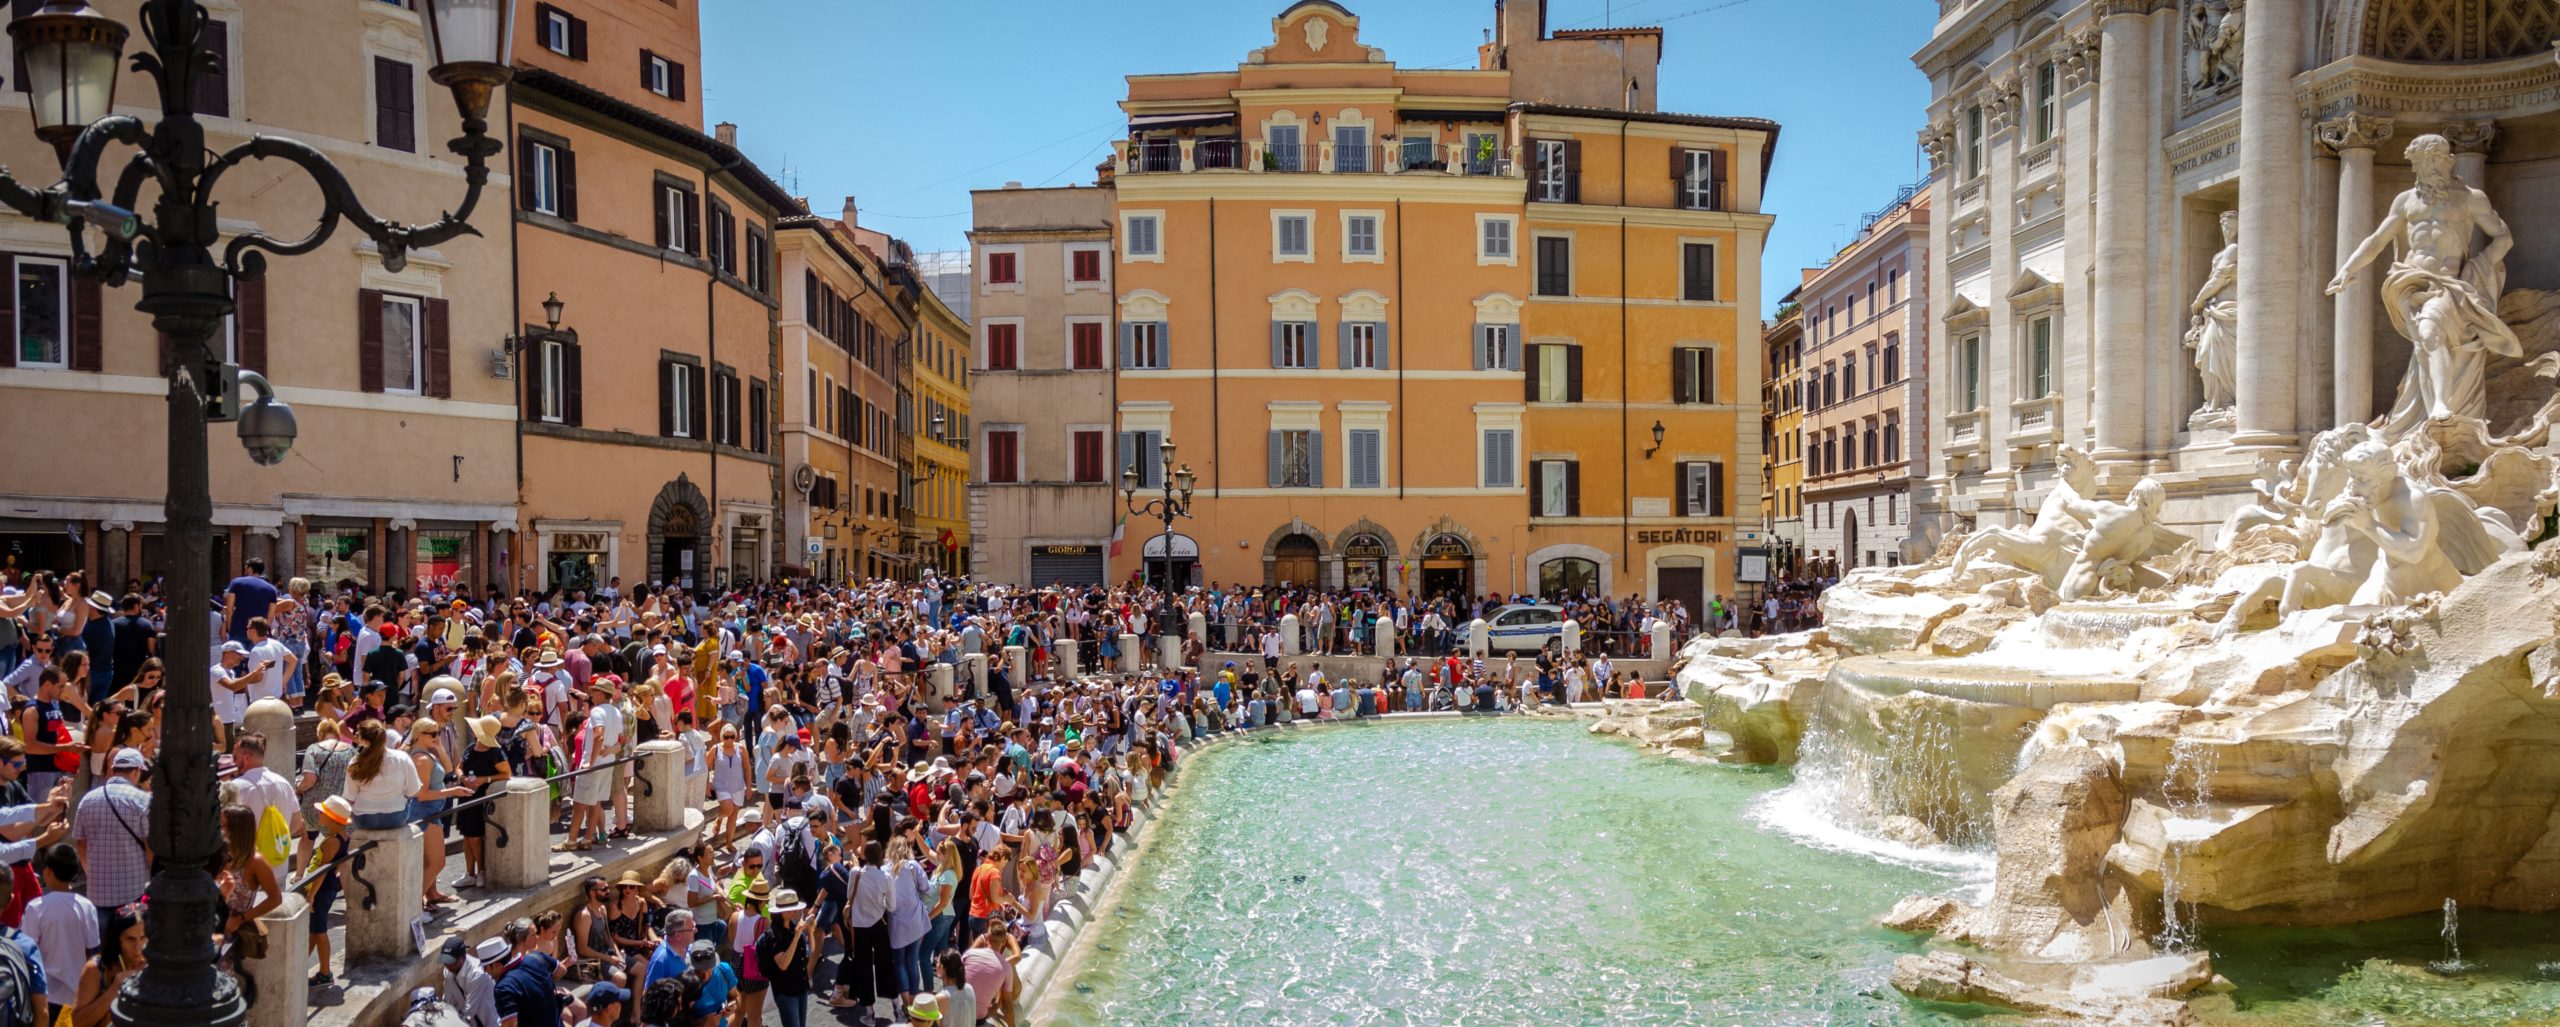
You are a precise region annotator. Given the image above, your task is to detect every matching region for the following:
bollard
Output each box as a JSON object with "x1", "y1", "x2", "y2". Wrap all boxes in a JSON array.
[
  {"x1": 1186, "y1": 611, "x2": 1207, "y2": 649},
  {"x1": 1056, "y1": 639, "x2": 1079, "y2": 681},
  {"x1": 632, "y1": 740, "x2": 689, "y2": 834},
  {"x1": 1156, "y1": 634, "x2": 1181, "y2": 672},
  {"x1": 242, "y1": 698, "x2": 295, "y2": 757},
  {"x1": 1280, "y1": 613, "x2": 1302, "y2": 655},
  {"x1": 968, "y1": 653, "x2": 989, "y2": 698},
  {"x1": 1376, "y1": 619, "x2": 1396, "y2": 659},
  {"x1": 488, "y1": 777, "x2": 552, "y2": 890},
  {"x1": 930, "y1": 663, "x2": 955, "y2": 704},
  {"x1": 1118, "y1": 633, "x2": 1143, "y2": 674},
  {"x1": 346, "y1": 823, "x2": 424, "y2": 963},
  {"x1": 1563, "y1": 617, "x2": 1583, "y2": 655},
  {"x1": 242, "y1": 892, "x2": 311, "y2": 1027},
  {"x1": 1650, "y1": 622, "x2": 1673, "y2": 661},
  {"x1": 1005, "y1": 645, "x2": 1028, "y2": 684}
]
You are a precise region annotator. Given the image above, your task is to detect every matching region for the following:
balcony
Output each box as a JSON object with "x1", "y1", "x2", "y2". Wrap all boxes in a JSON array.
[{"x1": 1112, "y1": 137, "x2": 1522, "y2": 179}]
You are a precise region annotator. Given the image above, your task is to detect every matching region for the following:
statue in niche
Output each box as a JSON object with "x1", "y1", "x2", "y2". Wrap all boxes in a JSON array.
[
  {"x1": 2186, "y1": 0, "x2": 2243, "y2": 91},
  {"x1": 2185, "y1": 210, "x2": 2240, "y2": 419},
  {"x1": 1945, "y1": 445, "x2": 2101, "y2": 587},
  {"x1": 2329, "y1": 133, "x2": 2522, "y2": 439},
  {"x1": 2059, "y1": 479, "x2": 2173, "y2": 601}
]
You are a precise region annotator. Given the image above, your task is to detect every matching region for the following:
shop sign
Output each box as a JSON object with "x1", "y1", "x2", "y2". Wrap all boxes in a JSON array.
[
  {"x1": 1421, "y1": 534, "x2": 1470, "y2": 560},
  {"x1": 1635, "y1": 527, "x2": 1725, "y2": 545},
  {"x1": 552, "y1": 531, "x2": 609, "y2": 552},
  {"x1": 1344, "y1": 535, "x2": 1386, "y2": 560},
  {"x1": 1033, "y1": 544, "x2": 1096, "y2": 557}
]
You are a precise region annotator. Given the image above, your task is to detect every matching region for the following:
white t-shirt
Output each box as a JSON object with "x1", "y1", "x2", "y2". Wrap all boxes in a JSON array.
[
  {"x1": 247, "y1": 638, "x2": 294, "y2": 704},
  {"x1": 22, "y1": 890, "x2": 96, "y2": 999},
  {"x1": 582, "y1": 702, "x2": 624, "y2": 770},
  {"x1": 1296, "y1": 687, "x2": 1319, "y2": 715},
  {"x1": 352, "y1": 627, "x2": 384, "y2": 686},
  {"x1": 234, "y1": 765, "x2": 299, "y2": 832},
  {"x1": 347, "y1": 751, "x2": 424, "y2": 816},
  {"x1": 210, "y1": 661, "x2": 252, "y2": 724}
]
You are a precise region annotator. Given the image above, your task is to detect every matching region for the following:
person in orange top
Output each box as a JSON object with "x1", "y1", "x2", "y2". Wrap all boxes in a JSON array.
[{"x1": 965, "y1": 842, "x2": 1011, "y2": 946}]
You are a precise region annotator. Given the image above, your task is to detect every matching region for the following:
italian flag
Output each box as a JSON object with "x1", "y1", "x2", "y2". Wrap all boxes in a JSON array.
[{"x1": 1107, "y1": 514, "x2": 1128, "y2": 557}]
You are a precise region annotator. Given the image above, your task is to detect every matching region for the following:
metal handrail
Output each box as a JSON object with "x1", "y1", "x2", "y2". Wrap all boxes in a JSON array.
[
  {"x1": 420, "y1": 751, "x2": 649, "y2": 850},
  {"x1": 286, "y1": 838, "x2": 379, "y2": 894}
]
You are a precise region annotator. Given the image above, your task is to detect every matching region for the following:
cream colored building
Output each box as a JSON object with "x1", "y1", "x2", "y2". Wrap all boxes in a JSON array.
[
  {"x1": 967, "y1": 184, "x2": 1117, "y2": 587},
  {"x1": 1799, "y1": 186, "x2": 1928, "y2": 573},
  {"x1": 0, "y1": 0, "x2": 517, "y2": 592}
]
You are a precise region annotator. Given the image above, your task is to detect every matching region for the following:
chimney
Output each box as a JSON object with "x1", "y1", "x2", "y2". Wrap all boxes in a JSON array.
[
  {"x1": 1003, "y1": 181, "x2": 1023, "y2": 190},
  {"x1": 714, "y1": 121, "x2": 737, "y2": 147},
  {"x1": 842, "y1": 196, "x2": 859, "y2": 228}
]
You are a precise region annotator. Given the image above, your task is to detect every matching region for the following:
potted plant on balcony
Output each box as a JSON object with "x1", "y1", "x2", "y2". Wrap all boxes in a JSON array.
[
  {"x1": 1472, "y1": 135, "x2": 1499, "y2": 171},
  {"x1": 1262, "y1": 148, "x2": 1281, "y2": 171}
]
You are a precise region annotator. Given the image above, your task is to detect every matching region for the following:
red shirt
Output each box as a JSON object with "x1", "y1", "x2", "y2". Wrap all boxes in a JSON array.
[{"x1": 968, "y1": 862, "x2": 1004, "y2": 918}]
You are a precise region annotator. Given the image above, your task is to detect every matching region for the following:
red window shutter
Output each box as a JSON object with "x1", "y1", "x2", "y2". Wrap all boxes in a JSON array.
[
  {"x1": 357, "y1": 289, "x2": 384, "y2": 392},
  {"x1": 236, "y1": 277, "x2": 267, "y2": 373},
  {"x1": 424, "y1": 297, "x2": 451, "y2": 398},
  {"x1": 0, "y1": 255, "x2": 16, "y2": 368},
  {"x1": 558, "y1": 144, "x2": 579, "y2": 221},
  {"x1": 69, "y1": 275, "x2": 102, "y2": 372},
  {"x1": 564, "y1": 338, "x2": 584, "y2": 426}
]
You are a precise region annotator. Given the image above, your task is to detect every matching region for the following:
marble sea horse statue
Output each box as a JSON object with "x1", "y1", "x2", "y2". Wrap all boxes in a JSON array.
[
  {"x1": 2328, "y1": 133, "x2": 2521, "y2": 440},
  {"x1": 1940, "y1": 445, "x2": 2101, "y2": 589}
]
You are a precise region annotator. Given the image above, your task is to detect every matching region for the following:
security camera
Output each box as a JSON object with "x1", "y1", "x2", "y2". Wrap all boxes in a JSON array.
[{"x1": 232, "y1": 370, "x2": 297, "y2": 466}]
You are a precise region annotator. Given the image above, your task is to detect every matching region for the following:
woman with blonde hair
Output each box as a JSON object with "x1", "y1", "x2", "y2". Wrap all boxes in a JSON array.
[
  {"x1": 404, "y1": 719, "x2": 471, "y2": 905},
  {"x1": 216, "y1": 804, "x2": 282, "y2": 1005},
  {"x1": 271, "y1": 577, "x2": 313, "y2": 703}
]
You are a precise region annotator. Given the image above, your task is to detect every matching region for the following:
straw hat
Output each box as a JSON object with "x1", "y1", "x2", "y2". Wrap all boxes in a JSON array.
[
  {"x1": 617, "y1": 870, "x2": 648, "y2": 888},
  {"x1": 466, "y1": 715, "x2": 502, "y2": 748},
  {"x1": 535, "y1": 649, "x2": 566, "y2": 669},
  {"x1": 766, "y1": 888, "x2": 806, "y2": 915},
  {"x1": 316, "y1": 795, "x2": 353, "y2": 827},
  {"x1": 906, "y1": 994, "x2": 942, "y2": 1022}
]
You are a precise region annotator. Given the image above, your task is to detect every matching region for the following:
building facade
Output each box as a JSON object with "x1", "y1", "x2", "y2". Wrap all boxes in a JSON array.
[
  {"x1": 0, "y1": 0, "x2": 518, "y2": 594},
  {"x1": 1763, "y1": 306, "x2": 1806, "y2": 576},
  {"x1": 1098, "y1": 0, "x2": 1777, "y2": 605},
  {"x1": 778, "y1": 203, "x2": 905, "y2": 583},
  {"x1": 967, "y1": 185, "x2": 1117, "y2": 588},
  {"x1": 910, "y1": 286, "x2": 972, "y2": 578},
  {"x1": 1912, "y1": 0, "x2": 2560, "y2": 541},
  {"x1": 1798, "y1": 186, "x2": 1928, "y2": 574}
]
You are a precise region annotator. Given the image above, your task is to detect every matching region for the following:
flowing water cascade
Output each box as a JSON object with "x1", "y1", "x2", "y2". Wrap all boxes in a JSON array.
[
  {"x1": 1750, "y1": 698, "x2": 1997, "y2": 889},
  {"x1": 2157, "y1": 735, "x2": 2222, "y2": 951},
  {"x1": 2431, "y1": 898, "x2": 2475, "y2": 976}
]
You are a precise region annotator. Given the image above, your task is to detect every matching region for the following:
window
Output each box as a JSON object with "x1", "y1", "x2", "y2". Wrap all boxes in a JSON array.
[
  {"x1": 1848, "y1": 292, "x2": 1858, "y2": 323},
  {"x1": 1270, "y1": 429, "x2": 1321, "y2": 488},
  {"x1": 2034, "y1": 61, "x2": 2058, "y2": 144},
  {"x1": 1123, "y1": 215, "x2": 1160, "y2": 259},
  {"x1": 1865, "y1": 284, "x2": 1878, "y2": 321},
  {"x1": 1865, "y1": 343, "x2": 1881, "y2": 391},
  {"x1": 12, "y1": 257, "x2": 66, "y2": 368},
  {"x1": 713, "y1": 369, "x2": 739, "y2": 446},
  {"x1": 1532, "y1": 343, "x2": 1578, "y2": 403},
  {"x1": 1681, "y1": 461, "x2": 1725, "y2": 517},
  {"x1": 2026, "y1": 315, "x2": 2053, "y2": 397},
  {"x1": 1273, "y1": 213, "x2": 1311, "y2": 260},
  {"x1": 523, "y1": 140, "x2": 563, "y2": 215},
  {"x1": 536, "y1": 339, "x2": 566, "y2": 422},
  {"x1": 1271, "y1": 321, "x2": 1314, "y2": 369},
  {"x1": 1681, "y1": 243, "x2": 1716, "y2": 301},
  {"x1": 373, "y1": 57, "x2": 414, "y2": 152},
  {"x1": 1267, "y1": 124, "x2": 1302, "y2": 171},
  {"x1": 1535, "y1": 236, "x2": 1571, "y2": 296},
  {"x1": 1536, "y1": 459, "x2": 1573, "y2": 517},
  {"x1": 987, "y1": 428, "x2": 1021, "y2": 483},
  {"x1": 1342, "y1": 322, "x2": 1381, "y2": 370},
  {"x1": 195, "y1": 18, "x2": 228, "y2": 118},
  {"x1": 1343, "y1": 214, "x2": 1379, "y2": 259},
  {"x1": 1843, "y1": 355, "x2": 1857, "y2": 399},
  {"x1": 749, "y1": 380, "x2": 768, "y2": 453},
  {"x1": 1333, "y1": 124, "x2": 1368, "y2": 172},
  {"x1": 1884, "y1": 415, "x2": 1902, "y2": 463},
  {"x1": 1071, "y1": 429, "x2": 1106, "y2": 483},
  {"x1": 1882, "y1": 333, "x2": 1901, "y2": 383},
  {"x1": 1863, "y1": 420, "x2": 1879, "y2": 466},
  {"x1": 1119, "y1": 430, "x2": 1164, "y2": 487},
  {"x1": 1123, "y1": 321, "x2": 1167, "y2": 370},
  {"x1": 1070, "y1": 321, "x2": 1105, "y2": 370},
  {"x1": 641, "y1": 50, "x2": 685, "y2": 99},
  {"x1": 535, "y1": 3, "x2": 586, "y2": 58},
  {"x1": 1463, "y1": 131, "x2": 1502, "y2": 175},
  {"x1": 1479, "y1": 428, "x2": 1517, "y2": 488},
  {"x1": 1474, "y1": 323, "x2": 1517, "y2": 372},
  {"x1": 1347, "y1": 428, "x2": 1382, "y2": 488},
  {"x1": 654, "y1": 182, "x2": 694, "y2": 253},
  {"x1": 746, "y1": 227, "x2": 770, "y2": 292},
  {"x1": 661, "y1": 361, "x2": 697, "y2": 438},
  {"x1": 1069, "y1": 248, "x2": 1102, "y2": 282},
  {"x1": 986, "y1": 251, "x2": 1018, "y2": 285},
  {"x1": 1965, "y1": 105, "x2": 1984, "y2": 180},
  {"x1": 1960, "y1": 334, "x2": 1983, "y2": 411},
  {"x1": 378, "y1": 294, "x2": 422, "y2": 393},
  {"x1": 1888, "y1": 268, "x2": 1900, "y2": 304},
  {"x1": 1671, "y1": 347, "x2": 1712, "y2": 404},
  {"x1": 707, "y1": 199, "x2": 736, "y2": 275},
  {"x1": 1678, "y1": 148, "x2": 1722, "y2": 211},
  {"x1": 1533, "y1": 139, "x2": 1574, "y2": 202},
  {"x1": 1478, "y1": 216, "x2": 1515, "y2": 264}
]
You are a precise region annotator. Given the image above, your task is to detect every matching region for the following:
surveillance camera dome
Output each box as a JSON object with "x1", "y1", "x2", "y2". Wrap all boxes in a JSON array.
[{"x1": 237, "y1": 396, "x2": 298, "y2": 466}]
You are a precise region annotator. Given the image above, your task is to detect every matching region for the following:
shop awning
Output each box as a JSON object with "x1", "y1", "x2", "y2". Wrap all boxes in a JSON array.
[
  {"x1": 1129, "y1": 111, "x2": 1237, "y2": 132},
  {"x1": 1397, "y1": 107, "x2": 1507, "y2": 123}
]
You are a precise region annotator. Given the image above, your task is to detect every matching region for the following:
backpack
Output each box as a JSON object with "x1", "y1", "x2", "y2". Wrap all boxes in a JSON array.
[
  {"x1": 776, "y1": 826, "x2": 819, "y2": 897},
  {"x1": 255, "y1": 803, "x2": 294, "y2": 868},
  {"x1": 0, "y1": 933, "x2": 36, "y2": 1027}
]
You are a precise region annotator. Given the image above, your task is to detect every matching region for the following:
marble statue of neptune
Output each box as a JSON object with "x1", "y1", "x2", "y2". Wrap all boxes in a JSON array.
[{"x1": 2327, "y1": 133, "x2": 2520, "y2": 439}]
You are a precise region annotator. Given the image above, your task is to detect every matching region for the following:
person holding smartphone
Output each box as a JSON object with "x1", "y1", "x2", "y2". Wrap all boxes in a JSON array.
[{"x1": 753, "y1": 889, "x2": 815, "y2": 1027}]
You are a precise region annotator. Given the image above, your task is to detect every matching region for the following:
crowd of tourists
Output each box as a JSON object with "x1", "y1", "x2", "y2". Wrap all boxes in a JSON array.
[{"x1": 0, "y1": 561, "x2": 1702, "y2": 1027}]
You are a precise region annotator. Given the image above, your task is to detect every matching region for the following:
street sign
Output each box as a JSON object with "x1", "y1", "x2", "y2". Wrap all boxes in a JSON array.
[{"x1": 806, "y1": 538, "x2": 823, "y2": 558}]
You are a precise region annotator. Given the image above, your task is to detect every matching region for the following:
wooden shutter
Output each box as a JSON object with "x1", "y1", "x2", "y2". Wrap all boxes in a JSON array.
[
  {"x1": 1337, "y1": 322, "x2": 1352, "y2": 370},
  {"x1": 657, "y1": 359, "x2": 675, "y2": 436},
  {"x1": 1376, "y1": 323, "x2": 1391, "y2": 371},
  {"x1": 1709, "y1": 461, "x2": 1726, "y2": 517},
  {"x1": 424, "y1": 297, "x2": 451, "y2": 398},
  {"x1": 1670, "y1": 347, "x2": 1690, "y2": 403},
  {"x1": 1523, "y1": 343, "x2": 1540, "y2": 402},
  {"x1": 558, "y1": 143, "x2": 579, "y2": 221},
  {"x1": 1670, "y1": 146, "x2": 1688, "y2": 182},
  {"x1": 1562, "y1": 140, "x2": 1581, "y2": 203},
  {"x1": 564, "y1": 338, "x2": 585, "y2": 425},
  {"x1": 1309, "y1": 431, "x2": 1324, "y2": 488},
  {"x1": 1709, "y1": 147, "x2": 1728, "y2": 211},
  {"x1": 1675, "y1": 462, "x2": 1693, "y2": 516},
  {"x1": 357, "y1": 288, "x2": 385, "y2": 393},
  {"x1": 1565, "y1": 345, "x2": 1583, "y2": 402},
  {"x1": 0, "y1": 255, "x2": 15, "y2": 368},
  {"x1": 1566, "y1": 460, "x2": 1582, "y2": 516},
  {"x1": 1269, "y1": 321, "x2": 1284, "y2": 368},
  {"x1": 197, "y1": 19, "x2": 229, "y2": 119},
  {"x1": 516, "y1": 134, "x2": 539, "y2": 210},
  {"x1": 69, "y1": 276, "x2": 101, "y2": 372},
  {"x1": 670, "y1": 60, "x2": 687, "y2": 101},
  {"x1": 750, "y1": 380, "x2": 766, "y2": 452},
  {"x1": 521, "y1": 334, "x2": 546, "y2": 418},
  {"x1": 1471, "y1": 324, "x2": 1487, "y2": 371},
  {"x1": 682, "y1": 191, "x2": 700, "y2": 256},
  {"x1": 236, "y1": 277, "x2": 266, "y2": 373},
  {"x1": 640, "y1": 49, "x2": 657, "y2": 91},
  {"x1": 653, "y1": 184, "x2": 671, "y2": 249},
  {"x1": 374, "y1": 57, "x2": 414, "y2": 152},
  {"x1": 568, "y1": 10, "x2": 588, "y2": 59},
  {"x1": 1267, "y1": 431, "x2": 1284, "y2": 487},
  {"x1": 1527, "y1": 461, "x2": 1543, "y2": 517}
]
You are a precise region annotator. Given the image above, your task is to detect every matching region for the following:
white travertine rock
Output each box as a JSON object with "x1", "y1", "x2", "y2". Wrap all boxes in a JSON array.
[{"x1": 1818, "y1": 587, "x2": 1967, "y2": 655}]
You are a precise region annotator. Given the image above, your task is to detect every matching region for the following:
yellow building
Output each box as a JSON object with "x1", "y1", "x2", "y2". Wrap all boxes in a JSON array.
[
  {"x1": 1763, "y1": 304, "x2": 1806, "y2": 576},
  {"x1": 911, "y1": 286, "x2": 972, "y2": 577}
]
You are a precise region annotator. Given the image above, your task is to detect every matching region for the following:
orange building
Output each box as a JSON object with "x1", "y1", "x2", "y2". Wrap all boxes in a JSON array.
[
  {"x1": 1097, "y1": 1, "x2": 1776, "y2": 609},
  {"x1": 508, "y1": 0, "x2": 796, "y2": 592}
]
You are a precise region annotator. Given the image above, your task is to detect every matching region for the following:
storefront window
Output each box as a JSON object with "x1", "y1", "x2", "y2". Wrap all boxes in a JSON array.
[
  {"x1": 1539, "y1": 557, "x2": 1600, "y2": 599},
  {"x1": 1343, "y1": 534, "x2": 1387, "y2": 592},
  {"x1": 304, "y1": 528, "x2": 372, "y2": 590},
  {"x1": 545, "y1": 530, "x2": 610, "y2": 594},
  {"x1": 415, "y1": 529, "x2": 473, "y2": 596}
]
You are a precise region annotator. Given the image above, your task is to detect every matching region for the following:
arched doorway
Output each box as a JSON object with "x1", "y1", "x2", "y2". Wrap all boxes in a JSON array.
[
  {"x1": 1843, "y1": 509, "x2": 1861, "y2": 570},
  {"x1": 1341, "y1": 532, "x2": 1389, "y2": 591},
  {"x1": 1418, "y1": 532, "x2": 1473, "y2": 600},
  {"x1": 1270, "y1": 533, "x2": 1321, "y2": 588},
  {"x1": 1141, "y1": 532, "x2": 1199, "y2": 591},
  {"x1": 647, "y1": 475, "x2": 712, "y2": 590},
  {"x1": 659, "y1": 504, "x2": 699, "y2": 588},
  {"x1": 1537, "y1": 556, "x2": 1599, "y2": 599}
]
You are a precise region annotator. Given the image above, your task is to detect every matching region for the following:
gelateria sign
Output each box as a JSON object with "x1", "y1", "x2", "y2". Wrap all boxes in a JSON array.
[{"x1": 1634, "y1": 527, "x2": 1725, "y2": 545}]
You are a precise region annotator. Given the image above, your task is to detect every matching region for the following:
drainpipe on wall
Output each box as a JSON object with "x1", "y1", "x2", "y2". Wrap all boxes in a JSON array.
[
  {"x1": 504, "y1": 92, "x2": 527, "y2": 594},
  {"x1": 705, "y1": 122, "x2": 746, "y2": 590}
]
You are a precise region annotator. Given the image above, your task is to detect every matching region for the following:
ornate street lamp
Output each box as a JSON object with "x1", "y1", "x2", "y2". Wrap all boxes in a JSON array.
[
  {"x1": 1123, "y1": 440, "x2": 1196, "y2": 636},
  {"x1": 0, "y1": 3, "x2": 517, "y2": 1026}
]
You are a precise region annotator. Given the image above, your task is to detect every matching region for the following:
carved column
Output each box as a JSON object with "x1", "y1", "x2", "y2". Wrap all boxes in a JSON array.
[
  {"x1": 2443, "y1": 119, "x2": 2496, "y2": 189},
  {"x1": 2091, "y1": 1, "x2": 2150, "y2": 467},
  {"x1": 2319, "y1": 113, "x2": 2393, "y2": 427},
  {"x1": 2232, "y1": 0, "x2": 2305, "y2": 453}
]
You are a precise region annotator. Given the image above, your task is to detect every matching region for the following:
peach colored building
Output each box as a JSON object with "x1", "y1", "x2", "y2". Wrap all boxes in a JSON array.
[
  {"x1": 1798, "y1": 186, "x2": 1928, "y2": 574},
  {"x1": 968, "y1": 185, "x2": 1117, "y2": 588},
  {"x1": 508, "y1": 0, "x2": 795, "y2": 592},
  {"x1": 0, "y1": 0, "x2": 517, "y2": 593},
  {"x1": 777, "y1": 204, "x2": 907, "y2": 583}
]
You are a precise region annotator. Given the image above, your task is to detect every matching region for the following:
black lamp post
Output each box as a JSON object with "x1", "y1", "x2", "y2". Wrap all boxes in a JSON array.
[
  {"x1": 1121, "y1": 437, "x2": 1194, "y2": 635},
  {"x1": 0, "y1": 2, "x2": 517, "y2": 1025}
]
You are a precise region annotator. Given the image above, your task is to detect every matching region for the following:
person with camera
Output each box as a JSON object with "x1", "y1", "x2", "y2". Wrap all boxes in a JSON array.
[{"x1": 752, "y1": 888, "x2": 816, "y2": 1027}]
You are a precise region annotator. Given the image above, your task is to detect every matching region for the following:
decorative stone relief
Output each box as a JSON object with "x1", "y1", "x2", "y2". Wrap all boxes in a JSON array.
[
  {"x1": 2442, "y1": 117, "x2": 2499, "y2": 155},
  {"x1": 2185, "y1": 210, "x2": 2239, "y2": 421},
  {"x1": 1920, "y1": 118, "x2": 1956, "y2": 173},
  {"x1": 2328, "y1": 133, "x2": 2523, "y2": 438},
  {"x1": 1943, "y1": 445, "x2": 2101, "y2": 590},
  {"x1": 2056, "y1": 28, "x2": 2101, "y2": 92},
  {"x1": 1303, "y1": 15, "x2": 1328, "y2": 52},
  {"x1": 2314, "y1": 111, "x2": 2395, "y2": 155},
  {"x1": 2184, "y1": 1, "x2": 2243, "y2": 93},
  {"x1": 1984, "y1": 73, "x2": 2024, "y2": 135}
]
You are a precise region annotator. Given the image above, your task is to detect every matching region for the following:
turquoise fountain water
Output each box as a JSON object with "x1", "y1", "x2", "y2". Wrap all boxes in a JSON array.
[{"x1": 1040, "y1": 718, "x2": 1974, "y2": 1027}]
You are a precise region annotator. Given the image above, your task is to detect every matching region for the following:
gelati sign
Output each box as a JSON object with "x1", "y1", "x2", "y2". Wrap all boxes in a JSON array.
[{"x1": 1634, "y1": 527, "x2": 1725, "y2": 545}]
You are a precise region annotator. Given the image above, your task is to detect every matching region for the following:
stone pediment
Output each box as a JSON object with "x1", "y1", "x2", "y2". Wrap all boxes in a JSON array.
[{"x1": 2007, "y1": 267, "x2": 2062, "y2": 308}]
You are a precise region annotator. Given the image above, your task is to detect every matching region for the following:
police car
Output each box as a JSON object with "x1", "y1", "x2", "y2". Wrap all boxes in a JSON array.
[{"x1": 1483, "y1": 603, "x2": 1569, "y2": 652}]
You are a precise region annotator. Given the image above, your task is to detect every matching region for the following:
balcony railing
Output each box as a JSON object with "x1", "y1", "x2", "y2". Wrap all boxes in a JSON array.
[{"x1": 1113, "y1": 137, "x2": 1523, "y2": 179}]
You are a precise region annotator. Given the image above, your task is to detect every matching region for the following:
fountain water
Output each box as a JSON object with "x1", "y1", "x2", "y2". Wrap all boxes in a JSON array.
[
  {"x1": 2156, "y1": 736, "x2": 2222, "y2": 951},
  {"x1": 2430, "y1": 898, "x2": 2475, "y2": 976}
]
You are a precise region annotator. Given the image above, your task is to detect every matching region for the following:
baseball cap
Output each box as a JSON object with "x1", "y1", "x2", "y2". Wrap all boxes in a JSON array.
[
  {"x1": 584, "y1": 982, "x2": 630, "y2": 1009},
  {"x1": 220, "y1": 640, "x2": 248, "y2": 654},
  {"x1": 429, "y1": 688, "x2": 459, "y2": 706},
  {"x1": 440, "y1": 937, "x2": 469, "y2": 962},
  {"x1": 688, "y1": 939, "x2": 719, "y2": 965},
  {"x1": 111, "y1": 748, "x2": 148, "y2": 771}
]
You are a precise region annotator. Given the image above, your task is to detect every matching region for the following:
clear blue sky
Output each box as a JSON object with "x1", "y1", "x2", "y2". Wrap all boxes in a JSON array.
[{"x1": 702, "y1": 0, "x2": 1934, "y2": 317}]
